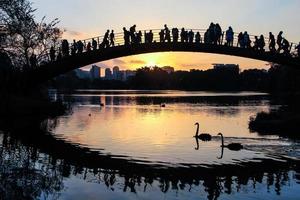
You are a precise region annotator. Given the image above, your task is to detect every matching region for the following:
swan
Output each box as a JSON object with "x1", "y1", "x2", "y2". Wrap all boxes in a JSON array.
[
  {"x1": 194, "y1": 122, "x2": 212, "y2": 141},
  {"x1": 217, "y1": 133, "x2": 243, "y2": 151}
]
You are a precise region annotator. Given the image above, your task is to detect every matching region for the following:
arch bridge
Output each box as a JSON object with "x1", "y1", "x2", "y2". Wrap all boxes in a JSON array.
[{"x1": 28, "y1": 28, "x2": 300, "y2": 85}]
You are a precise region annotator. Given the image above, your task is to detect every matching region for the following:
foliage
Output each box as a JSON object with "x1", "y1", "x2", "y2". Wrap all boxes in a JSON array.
[{"x1": 0, "y1": 0, "x2": 62, "y2": 70}]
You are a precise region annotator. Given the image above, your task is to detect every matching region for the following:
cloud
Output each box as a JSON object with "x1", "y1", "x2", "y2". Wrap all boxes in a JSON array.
[
  {"x1": 129, "y1": 59, "x2": 146, "y2": 64},
  {"x1": 112, "y1": 59, "x2": 126, "y2": 65}
]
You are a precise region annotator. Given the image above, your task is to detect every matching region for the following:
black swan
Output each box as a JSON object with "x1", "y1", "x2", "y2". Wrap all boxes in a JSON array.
[
  {"x1": 194, "y1": 122, "x2": 212, "y2": 141},
  {"x1": 218, "y1": 133, "x2": 243, "y2": 151}
]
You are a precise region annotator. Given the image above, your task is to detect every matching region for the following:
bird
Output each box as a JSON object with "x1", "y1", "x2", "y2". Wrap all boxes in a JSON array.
[
  {"x1": 100, "y1": 103, "x2": 105, "y2": 107},
  {"x1": 217, "y1": 133, "x2": 243, "y2": 151},
  {"x1": 160, "y1": 103, "x2": 166, "y2": 107},
  {"x1": 88, "y1": 113, "x2": 92, "y2": 117},
  {"x1": 193, "y1": 122, "x2": 212, "y2": 141}
]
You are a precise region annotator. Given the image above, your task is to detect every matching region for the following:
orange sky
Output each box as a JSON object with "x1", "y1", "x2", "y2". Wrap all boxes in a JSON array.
[{"x1": 88, "y1": 52, "x2": 269, "y2": 71}]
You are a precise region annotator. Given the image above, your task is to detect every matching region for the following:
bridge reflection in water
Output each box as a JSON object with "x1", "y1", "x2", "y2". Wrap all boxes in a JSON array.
[
  {"x1": 1, "y1": 92, "x2": 300, "y2": 200},
  {"x1": 29, "y1": 28, "x2": 300, "y2": 85}
]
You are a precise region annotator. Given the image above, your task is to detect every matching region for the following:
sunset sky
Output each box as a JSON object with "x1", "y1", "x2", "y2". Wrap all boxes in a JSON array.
[{"x1": 32, "y1": 0, "x2": 300, "y2": 71}]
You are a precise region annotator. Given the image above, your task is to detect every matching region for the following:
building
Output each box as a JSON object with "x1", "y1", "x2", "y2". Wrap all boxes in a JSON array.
[
  {"x1": 90, "y1": 65, "x2": 101, "y2": 80},
  {"x1": 112, "y1": 66, "x2": 120, "y2": 80},
  {"x1": 161, "y1": 66, "x2": 175, "y2": 74},
  {"x1": 105, "y1": 68, "x2": 112, "y2": 80},
  {"x1": 124, "y1": 70, "x2": 136, "y2": 81},
  {"x1": 75, "y1": 69, "x2": 90, "y2": 79}
]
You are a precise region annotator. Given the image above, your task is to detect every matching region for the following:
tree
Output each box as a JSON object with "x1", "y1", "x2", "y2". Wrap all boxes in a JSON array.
[{"x1": 0, "y1": 0, "x2": 62, "y2": 70}]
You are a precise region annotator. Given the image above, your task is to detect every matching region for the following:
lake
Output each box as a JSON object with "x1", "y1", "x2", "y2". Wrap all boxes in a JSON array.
[{"x1": 1, "y1": 90, "x2": 300, "y2": 200}]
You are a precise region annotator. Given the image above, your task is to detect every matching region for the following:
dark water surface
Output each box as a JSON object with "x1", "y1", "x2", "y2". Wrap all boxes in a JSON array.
[{"x1": 1, "y1": 90, "x2": 300, "y2": 200}]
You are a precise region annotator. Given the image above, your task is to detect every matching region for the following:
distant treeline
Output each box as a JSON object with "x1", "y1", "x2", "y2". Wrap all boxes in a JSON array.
[{"x1": 52, "y1": 65, "x2": 300, "y2": 94}]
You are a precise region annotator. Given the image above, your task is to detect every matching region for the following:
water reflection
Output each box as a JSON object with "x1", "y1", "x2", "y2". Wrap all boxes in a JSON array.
[{"x1": 1, "y1": 90, "x2": 300, "y2": 200}]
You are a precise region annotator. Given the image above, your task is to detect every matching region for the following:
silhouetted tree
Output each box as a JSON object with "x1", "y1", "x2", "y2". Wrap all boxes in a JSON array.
[{"x1": 0, "y1": 0, "x2": 62, "y2": 70}]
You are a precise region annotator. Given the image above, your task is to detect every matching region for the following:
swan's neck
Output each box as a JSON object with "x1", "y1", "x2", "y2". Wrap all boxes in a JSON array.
[
  {"x1": 195, "y1": 124, "x2": 199, "y2": 137},
  {"x1": 220, "y1": 134, "x2": 224, "y2": 147}
]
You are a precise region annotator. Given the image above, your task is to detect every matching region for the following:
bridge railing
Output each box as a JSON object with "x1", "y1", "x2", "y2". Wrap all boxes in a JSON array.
[{"x1": 42, "y1": 28, "x2": 299, "y2": 64}]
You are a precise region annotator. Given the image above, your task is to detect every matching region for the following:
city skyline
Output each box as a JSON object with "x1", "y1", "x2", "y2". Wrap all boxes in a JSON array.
[{"x1": 31, "y1": 0, "x2": 300, "y2": 70}]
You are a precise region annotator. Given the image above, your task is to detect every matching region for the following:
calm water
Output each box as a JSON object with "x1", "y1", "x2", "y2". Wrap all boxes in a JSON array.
[{"x1": 1, "y1": 90, "x2": 300, "y2": 200}]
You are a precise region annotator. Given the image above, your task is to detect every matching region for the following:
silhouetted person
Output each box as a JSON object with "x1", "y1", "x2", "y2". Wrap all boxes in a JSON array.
[
  {"x1": 72, "y1": 39, "x2": 78, "y2": 55},
  {"x1": 159, "y1": 29, "x2": 164, "y2": 43},
  {"x1": 188, "y1": 30, "x2": 194, "y2": 43},
  {"x1": 258, "y1": 35, "x2": 265, "y2": 52},
  {"x1": 149, "y1": 30, "x2": 153, "y2": 43},
  {"x1": 215, "y1": 23, "x2": 222, "y2": 44},
  {"x1": 208, "y1": 23, "x2": 216, "y2": 44},
  {"x1": 87, "y1": 42, "x2": 91, "y2": 52},
  {"x1": 123, "y1": 27, "x2": 130, "y2": 45},
  {"x1": 269, "y1": 32, "x2": 276, "y2": 52},
  {"x1": 77, "y1": 40, "x2": 84, "y2": 53},
  {"x1": 103, "y1": 30, "x2": 110, "y2": 48},
  {"x1": 110, "y1": 30, "x2": 115, "y2": 46},
  {"x1": 296, "y1": 42, "x2": 300, "y2": 57},
  {"x1": 61, "y1": 39, "x2": 69, "y2": 57},
  {"x1": 50, "y1": 46, "x2": 55, "y2": 61},
  {"x1": 282, "y1": 38, "x2": 290, "y2": 56},
  {"x1": 243, "y1": 31, "x2": 251, "y2": 48},
  {"x1": 225, "y1": 26, "x2": 234, "y2": 46},
  {"x1": 172, "y1": 28, "x2": 179, "y2": 43},
  {"x1": 237, "y1": 32, "x2": 244, "y2": 47},
  {"x1": 277, "y1": 31, "x2": 283, "y2": 52},
  {"x1": 180, "y1": 28, "x2": 185, "y2": 43},
  {"x1": 136, "y1": 31, "x2": 142, "y2": 44},
  {"x1": 195, "y1": 32, "x2": 201, "y2": 43},
  {"x1": 253, "y1": 36, "x2": 259, "y2": 51},
  {"x1": 92, "y1": 38, "x2": 97, "y2": 50},
  {"x1": 164, "y1": 24, "x2": 171, "y2": 42},
  {"x1": 129, "y1": 25, "x2": 136, "y2": 44},
  {"x1": 30, "y1": 53, "x2": 37, "y2": 68}
]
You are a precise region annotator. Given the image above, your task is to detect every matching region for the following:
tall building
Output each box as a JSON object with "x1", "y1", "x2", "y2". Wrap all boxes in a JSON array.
[
  {"x1": 90, "y1": 65, "x2": 101, "y2": 80},
  {"x1": 112, "y1": 66, "x2": 120, "y2": 80},
  {"x1": 105, "y1": 68, "x2": 112, "y2": 80}
]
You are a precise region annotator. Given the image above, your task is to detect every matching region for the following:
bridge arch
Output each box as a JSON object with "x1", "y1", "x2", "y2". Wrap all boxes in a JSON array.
[{"x1": 30, "y1": 29, "x2": 300, "y2": 84}]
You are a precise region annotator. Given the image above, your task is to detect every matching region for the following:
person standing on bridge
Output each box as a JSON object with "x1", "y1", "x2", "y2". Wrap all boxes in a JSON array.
[
  {"x1": 123, "y1": 27, "x2": 130, "y2": 46},
  {"x1": 188, "y1": 30, "x2": 194, "y2": 43},
  {"x1": 103, "y1": 30, "x2": 110, "y2": 48},
  {"x1": 195, "y1": 32, "x2": 201, "y2": 43},
  {"x1": 258, "y1": 35, "x2": 265, "y2": 52},
  {"x1": 110, "y1": 30, "x2": 115, "y2": 47},
  {"x1": 237, "y1": 32, "x2": 244, "y2": 47},
  {"x1": 282, "y1": 38, "x2": 290, "y2": 56},
  {"x1": 215, "y1": 23, "x2": 222, "y2": 45},
  {"x1": 61, "y1": 39, "x2": 69, "y2": 57},
  {"x1": 50, "y1": 46, "x2": 55, "y2": 62},
  {"x1": 269, "y1": 32, "x2": 276, "y2": 53},
  {"x1": 129, "y1": 25, "x2": 136, "y2": 44},
  {"x1": 159, "y1": 29, "x2": 164, "y2": 43},
  {"x1": 225, "y1": 26, "x2": 234, "y2": 46},
  {"x1": 149, "y1": 30, "x2": 153, "y2": 43},
  {"x1": 92, "y1": 38, "x2": 97, "y2": 51},
  {"x1": 277, "y1": 31, "x2": 283, "y2": 52},
  {"x1": 87, "y1": 42, "x2": 91, "y2": 52},
  {"x1": 164, "y1": 24, "x2": 171, "y2": 43},
  {"x1": 77, "y1": 40, "x2": 84, "y2": 53},
  {"x1": 172, "y1": 28, "x2": 178, "y2": 43},
  {"x1": 296, "y1": 42, "x2": 300, "y2": 57}
]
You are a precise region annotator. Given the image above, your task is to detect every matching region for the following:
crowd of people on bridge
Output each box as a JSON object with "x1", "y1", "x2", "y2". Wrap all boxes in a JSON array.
[{"x1": 48, "y1": 23, "x2": 300, "y2": 62}]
